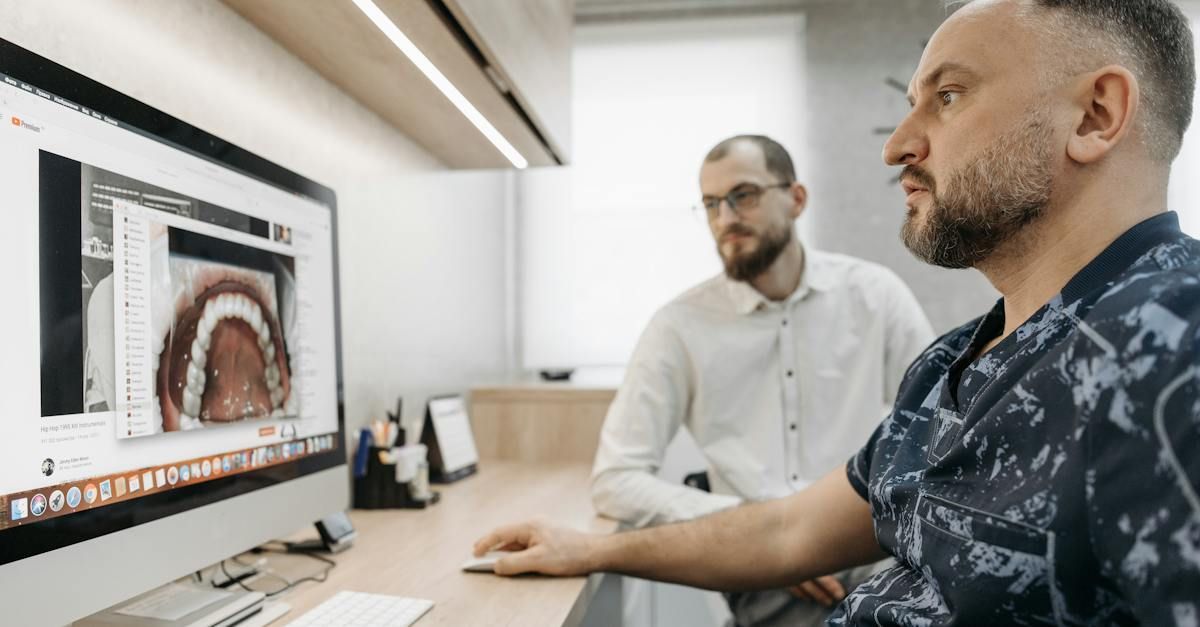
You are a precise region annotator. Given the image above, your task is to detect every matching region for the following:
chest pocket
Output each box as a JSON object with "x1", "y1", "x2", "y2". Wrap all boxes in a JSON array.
[
  {"x1": 915, "y1": 493, "x2": 1066, "y2": 626},
  {"x1": 926, "y1": 408, "x2": 964, "y2": 464}
]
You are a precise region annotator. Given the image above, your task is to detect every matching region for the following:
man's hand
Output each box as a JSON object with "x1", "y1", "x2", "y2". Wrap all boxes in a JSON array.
[
  {"x1": 789, "y1": 575, "x2": 846, "y2": 607},
  {"x1": 473, "y1": 520, "x2": 602, "y2": 576}
]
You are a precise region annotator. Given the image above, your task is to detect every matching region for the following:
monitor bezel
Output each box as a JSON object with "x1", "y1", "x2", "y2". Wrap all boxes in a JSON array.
[{"x1": 0, "y1": 36, "x2": 348, "y2": 567}]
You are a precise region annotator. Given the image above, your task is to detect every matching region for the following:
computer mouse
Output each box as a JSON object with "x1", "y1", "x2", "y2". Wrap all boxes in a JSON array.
[{"x1": 461, "y1": 551, "x2": 510, "y2": 573}]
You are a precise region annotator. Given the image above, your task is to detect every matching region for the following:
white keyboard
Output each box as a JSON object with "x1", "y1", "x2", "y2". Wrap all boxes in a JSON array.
[{"x1": 286, "y1": 591, "x2": 433, "y2": 626}]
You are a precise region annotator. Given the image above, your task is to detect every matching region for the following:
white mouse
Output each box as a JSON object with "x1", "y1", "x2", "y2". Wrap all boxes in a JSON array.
[{"x1": 461, "y1": 551, "x2": 510, "y2": 573}]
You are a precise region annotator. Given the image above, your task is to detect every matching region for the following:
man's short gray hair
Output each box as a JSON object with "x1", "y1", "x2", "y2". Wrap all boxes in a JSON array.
[{"x1": 952, "y1": 0, "x2": 1196, "y2": 162}]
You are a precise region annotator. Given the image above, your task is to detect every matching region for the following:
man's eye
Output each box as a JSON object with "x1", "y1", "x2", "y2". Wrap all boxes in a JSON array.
[
  {"x1": 939, "y1": 91, "x2": 960, "y2": 107},
  {"x1": 702, "y1": 198, "x2": 720, "y2": 210}
]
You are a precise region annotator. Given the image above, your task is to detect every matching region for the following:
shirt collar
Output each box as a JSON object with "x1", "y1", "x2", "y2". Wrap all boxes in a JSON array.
[
  {"x1": 725, "y1": 247, "x2": 834, "y2": 315},
  {"x1": 948, "y1": 211, "x2": 1184, "y2": 398},
  {"x1": 1060, "y1": 211, "x2": 1184, "y2": 304}
]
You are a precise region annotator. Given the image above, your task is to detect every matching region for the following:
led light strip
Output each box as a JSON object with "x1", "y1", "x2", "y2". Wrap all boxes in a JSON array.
[{"x1": 352, "y1": 0, "x2": 529, "y2": 169}]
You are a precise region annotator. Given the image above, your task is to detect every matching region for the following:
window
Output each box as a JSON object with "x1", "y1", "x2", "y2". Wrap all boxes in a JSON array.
[{"x1": 520, "y1": 13, "x2": 807, "y2": 368}]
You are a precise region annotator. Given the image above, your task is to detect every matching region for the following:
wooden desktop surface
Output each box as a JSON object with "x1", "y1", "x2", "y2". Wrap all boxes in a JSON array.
[{"x1": 277, "y1": 460, "x2": 617, "y2": 626}]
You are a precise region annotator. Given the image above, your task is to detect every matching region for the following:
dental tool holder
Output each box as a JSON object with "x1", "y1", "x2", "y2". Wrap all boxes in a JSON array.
[{"x1": 352, "y1": 447, "x2": 439, "y2": 510}]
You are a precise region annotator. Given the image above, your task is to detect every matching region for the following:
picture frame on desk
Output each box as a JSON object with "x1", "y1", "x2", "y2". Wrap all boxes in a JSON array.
[{"x1": 420, "y1": 394, "x2": 480, "y2": 483}]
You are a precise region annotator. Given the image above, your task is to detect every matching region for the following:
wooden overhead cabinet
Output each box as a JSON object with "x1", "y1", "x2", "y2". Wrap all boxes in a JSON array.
[{"x1": 223, "y1": 0, "x2": 573, "y2": 169}]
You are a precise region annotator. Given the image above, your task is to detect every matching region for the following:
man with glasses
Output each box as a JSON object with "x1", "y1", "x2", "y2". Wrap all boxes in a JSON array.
[{"x1": 590, "y1": 134, "x2": 934, "y2": 626}]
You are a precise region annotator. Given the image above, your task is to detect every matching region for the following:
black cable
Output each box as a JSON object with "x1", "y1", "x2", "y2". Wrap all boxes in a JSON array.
[{"x1": 213, "y1": 543, "x2": 336, "y2": 598}]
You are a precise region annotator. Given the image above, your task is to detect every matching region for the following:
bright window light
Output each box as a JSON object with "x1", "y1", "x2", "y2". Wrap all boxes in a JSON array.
[{"x1": 352, "y1": 0, "x2": 529, "y2": 169}]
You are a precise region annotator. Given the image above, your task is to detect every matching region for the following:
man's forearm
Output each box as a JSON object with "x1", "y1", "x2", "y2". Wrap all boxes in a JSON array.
[{"x1": 588, "y1": 467, "x2": 883, "y2": 591}]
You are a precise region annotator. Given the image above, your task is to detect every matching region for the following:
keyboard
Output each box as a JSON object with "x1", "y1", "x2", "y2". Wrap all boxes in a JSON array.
[{"x1": 286, "y1": 591, "x2": 433, "y2": 626}]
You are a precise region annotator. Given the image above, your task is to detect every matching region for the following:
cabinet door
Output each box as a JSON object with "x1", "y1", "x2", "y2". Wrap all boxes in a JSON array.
[{"x1": 443, "y1": 0, "x2": 574, "y2": 162}]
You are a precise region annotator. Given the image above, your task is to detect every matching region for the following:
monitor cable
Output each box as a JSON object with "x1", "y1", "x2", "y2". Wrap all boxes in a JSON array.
[{"x1": 211, "y1": 543, "x2": 336, "y2": 598}]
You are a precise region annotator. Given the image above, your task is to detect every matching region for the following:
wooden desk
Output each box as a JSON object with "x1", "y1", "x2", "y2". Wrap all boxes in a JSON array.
[{"x1": 276, "y1": 460, "x2": 618, "y2": 626}]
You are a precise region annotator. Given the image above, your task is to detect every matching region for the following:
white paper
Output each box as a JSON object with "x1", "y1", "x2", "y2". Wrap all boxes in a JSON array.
[
  {"x1": 115, "y1": 582, "x2": 232, "y2": 621},
  {"x1": 428, "y1": 397, "x2": 478, "y2": 473}
]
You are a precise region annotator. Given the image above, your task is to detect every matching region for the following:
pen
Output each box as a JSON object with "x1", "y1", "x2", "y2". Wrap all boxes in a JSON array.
[{"x1": 388, "y1": 397, "x2": 403, "y2": 424}]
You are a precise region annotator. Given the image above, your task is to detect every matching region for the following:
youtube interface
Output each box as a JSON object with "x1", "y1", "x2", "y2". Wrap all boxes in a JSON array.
[{"x1": 0, "y1": 72, "x2": 340, "y2": 530}]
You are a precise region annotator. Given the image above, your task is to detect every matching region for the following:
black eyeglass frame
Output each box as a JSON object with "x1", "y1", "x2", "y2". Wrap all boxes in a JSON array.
[{"x1": 697, "y1": 182, "x2": 792, "y2": 220}]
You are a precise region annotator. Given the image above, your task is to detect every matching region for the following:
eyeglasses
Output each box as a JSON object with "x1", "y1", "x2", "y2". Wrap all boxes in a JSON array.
[{"x1": 697, "y1": 182, "x2": 791, "y2": 221}]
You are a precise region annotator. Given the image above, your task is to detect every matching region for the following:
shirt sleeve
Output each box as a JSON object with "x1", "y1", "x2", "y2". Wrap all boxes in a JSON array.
[
  {"x1": 1086, "y1": 316, "x2": 1200, "y2": 624},
  {"x1": 880, "y1": 268, "x2": 935, "y2": 410},
  {"x1": 591, "y1": 310, "x2": 742, "y2": 527},
  {"x1": 845, "y1": 422, "x2": 883, "y2": 503}
]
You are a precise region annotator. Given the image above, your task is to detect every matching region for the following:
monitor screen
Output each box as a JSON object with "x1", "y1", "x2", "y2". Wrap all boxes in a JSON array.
[{"x1": 0, "y1": 38, "x2": 345, "y2": 566}]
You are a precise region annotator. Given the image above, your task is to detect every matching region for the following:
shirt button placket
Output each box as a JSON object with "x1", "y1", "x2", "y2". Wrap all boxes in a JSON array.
[{"x1": 781, "y1": 312, "x2": 800, "y2": 489}]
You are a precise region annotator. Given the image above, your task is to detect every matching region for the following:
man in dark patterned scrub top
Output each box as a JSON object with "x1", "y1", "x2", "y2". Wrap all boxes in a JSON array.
[{"x1": 472, "y1": 1, "x2": 1200, "y2": 625}]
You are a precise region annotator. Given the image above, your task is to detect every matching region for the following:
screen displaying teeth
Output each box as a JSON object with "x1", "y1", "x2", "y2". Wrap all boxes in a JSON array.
[{"x1": 181, "y1": 291, "x2": 289, "y2": 421}]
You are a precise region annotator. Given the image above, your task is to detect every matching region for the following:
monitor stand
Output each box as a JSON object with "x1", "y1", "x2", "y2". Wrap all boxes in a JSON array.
[{"x1": 75, "y1": 582, "x2": 268, "y2": 626}]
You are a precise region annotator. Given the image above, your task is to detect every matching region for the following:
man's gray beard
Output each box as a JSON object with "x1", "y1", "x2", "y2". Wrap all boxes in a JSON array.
[
  {"x1": 901, "y1": 110, "x2": 1054, "y2": 269},
  {"x1": 722, "y1": 223, "x2": 793, "y2": 282}
]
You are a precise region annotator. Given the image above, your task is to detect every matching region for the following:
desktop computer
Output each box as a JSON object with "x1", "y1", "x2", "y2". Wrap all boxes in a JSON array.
[{"x1": 0, "y1": 37, "x2": 350, "y2": 626}]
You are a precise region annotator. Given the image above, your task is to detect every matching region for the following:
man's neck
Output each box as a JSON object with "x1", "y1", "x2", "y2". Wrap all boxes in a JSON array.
[
  {"x1": 976, "y1": 179, "x2": 1168, "y2": 350},
  {"x1": 750, "y1": 241, "x2": 805, "y2": 302}
]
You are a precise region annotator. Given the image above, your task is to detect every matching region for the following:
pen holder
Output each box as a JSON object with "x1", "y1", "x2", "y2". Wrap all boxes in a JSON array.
[{"x1": 352, "y1": 447, "x2": 439, "y2": 509}]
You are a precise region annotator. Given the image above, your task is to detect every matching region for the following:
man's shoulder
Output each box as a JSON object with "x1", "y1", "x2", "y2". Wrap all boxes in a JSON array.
[
  {"x1": 648, "y1": 274, "x2": 734, "y2": 326},
  {"x1": 662, "y1": 273, "x2": 731, "y2": 309},
  {"x1": 1069, "y1": 237, "x2": 1200, "y2": 403},
  {"x1": 1088, "y1": 236, "x2": 1200, "y2": 335},
  {"x1": 810, "y1": 250, "x2": 911, "y2": 296}
]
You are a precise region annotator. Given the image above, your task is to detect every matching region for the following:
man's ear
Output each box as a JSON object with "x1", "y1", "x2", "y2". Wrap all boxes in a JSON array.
[
  {"x1": 789, "y1": 182, "x2": 808, "y2": 219},
  {"x1": 1066, "y1": 64, "x2": 1139, "y2": 165}
]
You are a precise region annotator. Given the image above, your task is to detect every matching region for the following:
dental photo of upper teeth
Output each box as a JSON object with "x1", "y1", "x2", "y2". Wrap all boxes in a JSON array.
[{"x1": 157, "y1": 249, "x2": 299, "y2": 432}]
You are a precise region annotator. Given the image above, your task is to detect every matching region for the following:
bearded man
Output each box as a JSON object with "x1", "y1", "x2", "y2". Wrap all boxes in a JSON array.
[
  {"x1": 590, "y1": 135, "x2": 933, "y2": 626},
  {"x1": 474, "y1": 1, "x2": 1200, "y2": 625}
]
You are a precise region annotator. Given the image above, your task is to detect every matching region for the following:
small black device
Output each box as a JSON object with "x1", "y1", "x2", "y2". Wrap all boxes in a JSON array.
[
  {"x1": 286, "y1": 511, "x2": 357, "y2": 553},
  {"x1": 315, "y1": 511, "x2": 357, "y2": 552},
  {"x1": 538, "y1": 369, "x2": 574, "y2": 381},
  {"x1": 684, "y1": 471, "x2": 712, "y2": 493}
]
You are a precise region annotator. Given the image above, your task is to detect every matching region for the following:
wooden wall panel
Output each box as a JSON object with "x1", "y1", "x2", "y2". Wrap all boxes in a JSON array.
[{"x1": 469, "y1": 385, "x2": 616, "y2": 464}]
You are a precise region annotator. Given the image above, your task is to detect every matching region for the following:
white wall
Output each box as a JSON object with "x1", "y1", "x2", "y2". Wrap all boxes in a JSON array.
[
  {"x1": 803, "y1": 0, "x2": 998, "y2": 334},
  {"x1": 1170, "y1": 2, "x2": 1200, "y2": 236},
  {"x1": 0, "y1": 0, "x2": 514, "y2": 436},
  {"x1": 521, "y1": 13, "x2": 808, "y2": 369}
]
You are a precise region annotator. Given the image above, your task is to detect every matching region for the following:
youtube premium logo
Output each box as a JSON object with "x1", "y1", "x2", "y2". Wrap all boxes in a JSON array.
[{"x1": 11, "y1": 116, "x2": 43, "y2": 132}]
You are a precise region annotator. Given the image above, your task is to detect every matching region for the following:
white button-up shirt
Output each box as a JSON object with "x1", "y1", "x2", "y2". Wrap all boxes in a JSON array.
[{"x1": 591, "y1": 249, "x2": 935, "y2": 527}]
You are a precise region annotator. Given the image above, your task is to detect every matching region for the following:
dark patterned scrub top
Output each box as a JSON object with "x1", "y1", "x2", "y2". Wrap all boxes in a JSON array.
[{"x1": 831, "y1": 213, "x2": 1200, "y2": 626}]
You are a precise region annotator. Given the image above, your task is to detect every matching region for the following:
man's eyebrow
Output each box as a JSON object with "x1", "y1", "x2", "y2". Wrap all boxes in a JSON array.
[
  {"x1": 905, "y1": 61, "x2": 981, "y2": 105},
  {"x1": 702, "y1": 181, "x2": 761, "y2": 197}
]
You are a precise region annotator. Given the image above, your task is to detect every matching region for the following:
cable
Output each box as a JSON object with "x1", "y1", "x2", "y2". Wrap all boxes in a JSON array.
[{"x1": 213, "y1": 543, "x2": 337, "y2": 598}]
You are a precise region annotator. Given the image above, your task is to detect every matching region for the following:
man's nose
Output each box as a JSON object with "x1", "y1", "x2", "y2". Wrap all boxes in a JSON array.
[
  {"x1": 714, "y1": 199, "x2": 740, "y2": 228},
  {"x1": 883, "y1": 112, "x2": 929, "y2": 166}
]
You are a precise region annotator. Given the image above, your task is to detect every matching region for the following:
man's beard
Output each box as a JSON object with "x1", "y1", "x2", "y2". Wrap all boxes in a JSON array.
[
  {"x1": 719, "y1": 220, "x2": 793, "y2": 282},
  {"x1": 901, "y1": 108, "x2": 1054, "y2": 269}
]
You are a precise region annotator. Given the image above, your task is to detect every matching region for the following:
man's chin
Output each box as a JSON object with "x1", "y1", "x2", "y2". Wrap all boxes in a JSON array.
[{"x1": 903, "y1": 198, "x2": 933, "y2": 223}]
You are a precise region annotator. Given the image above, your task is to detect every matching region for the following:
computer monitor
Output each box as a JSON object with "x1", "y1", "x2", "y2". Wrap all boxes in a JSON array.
[{"x1": 0, "y1": 38, "x2": 349, "y2": 626}]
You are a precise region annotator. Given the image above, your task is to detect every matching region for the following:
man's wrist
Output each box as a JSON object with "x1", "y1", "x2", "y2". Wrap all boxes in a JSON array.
[{"x1": 584, "y1": 531, "x2": 618, "y2": 573}]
